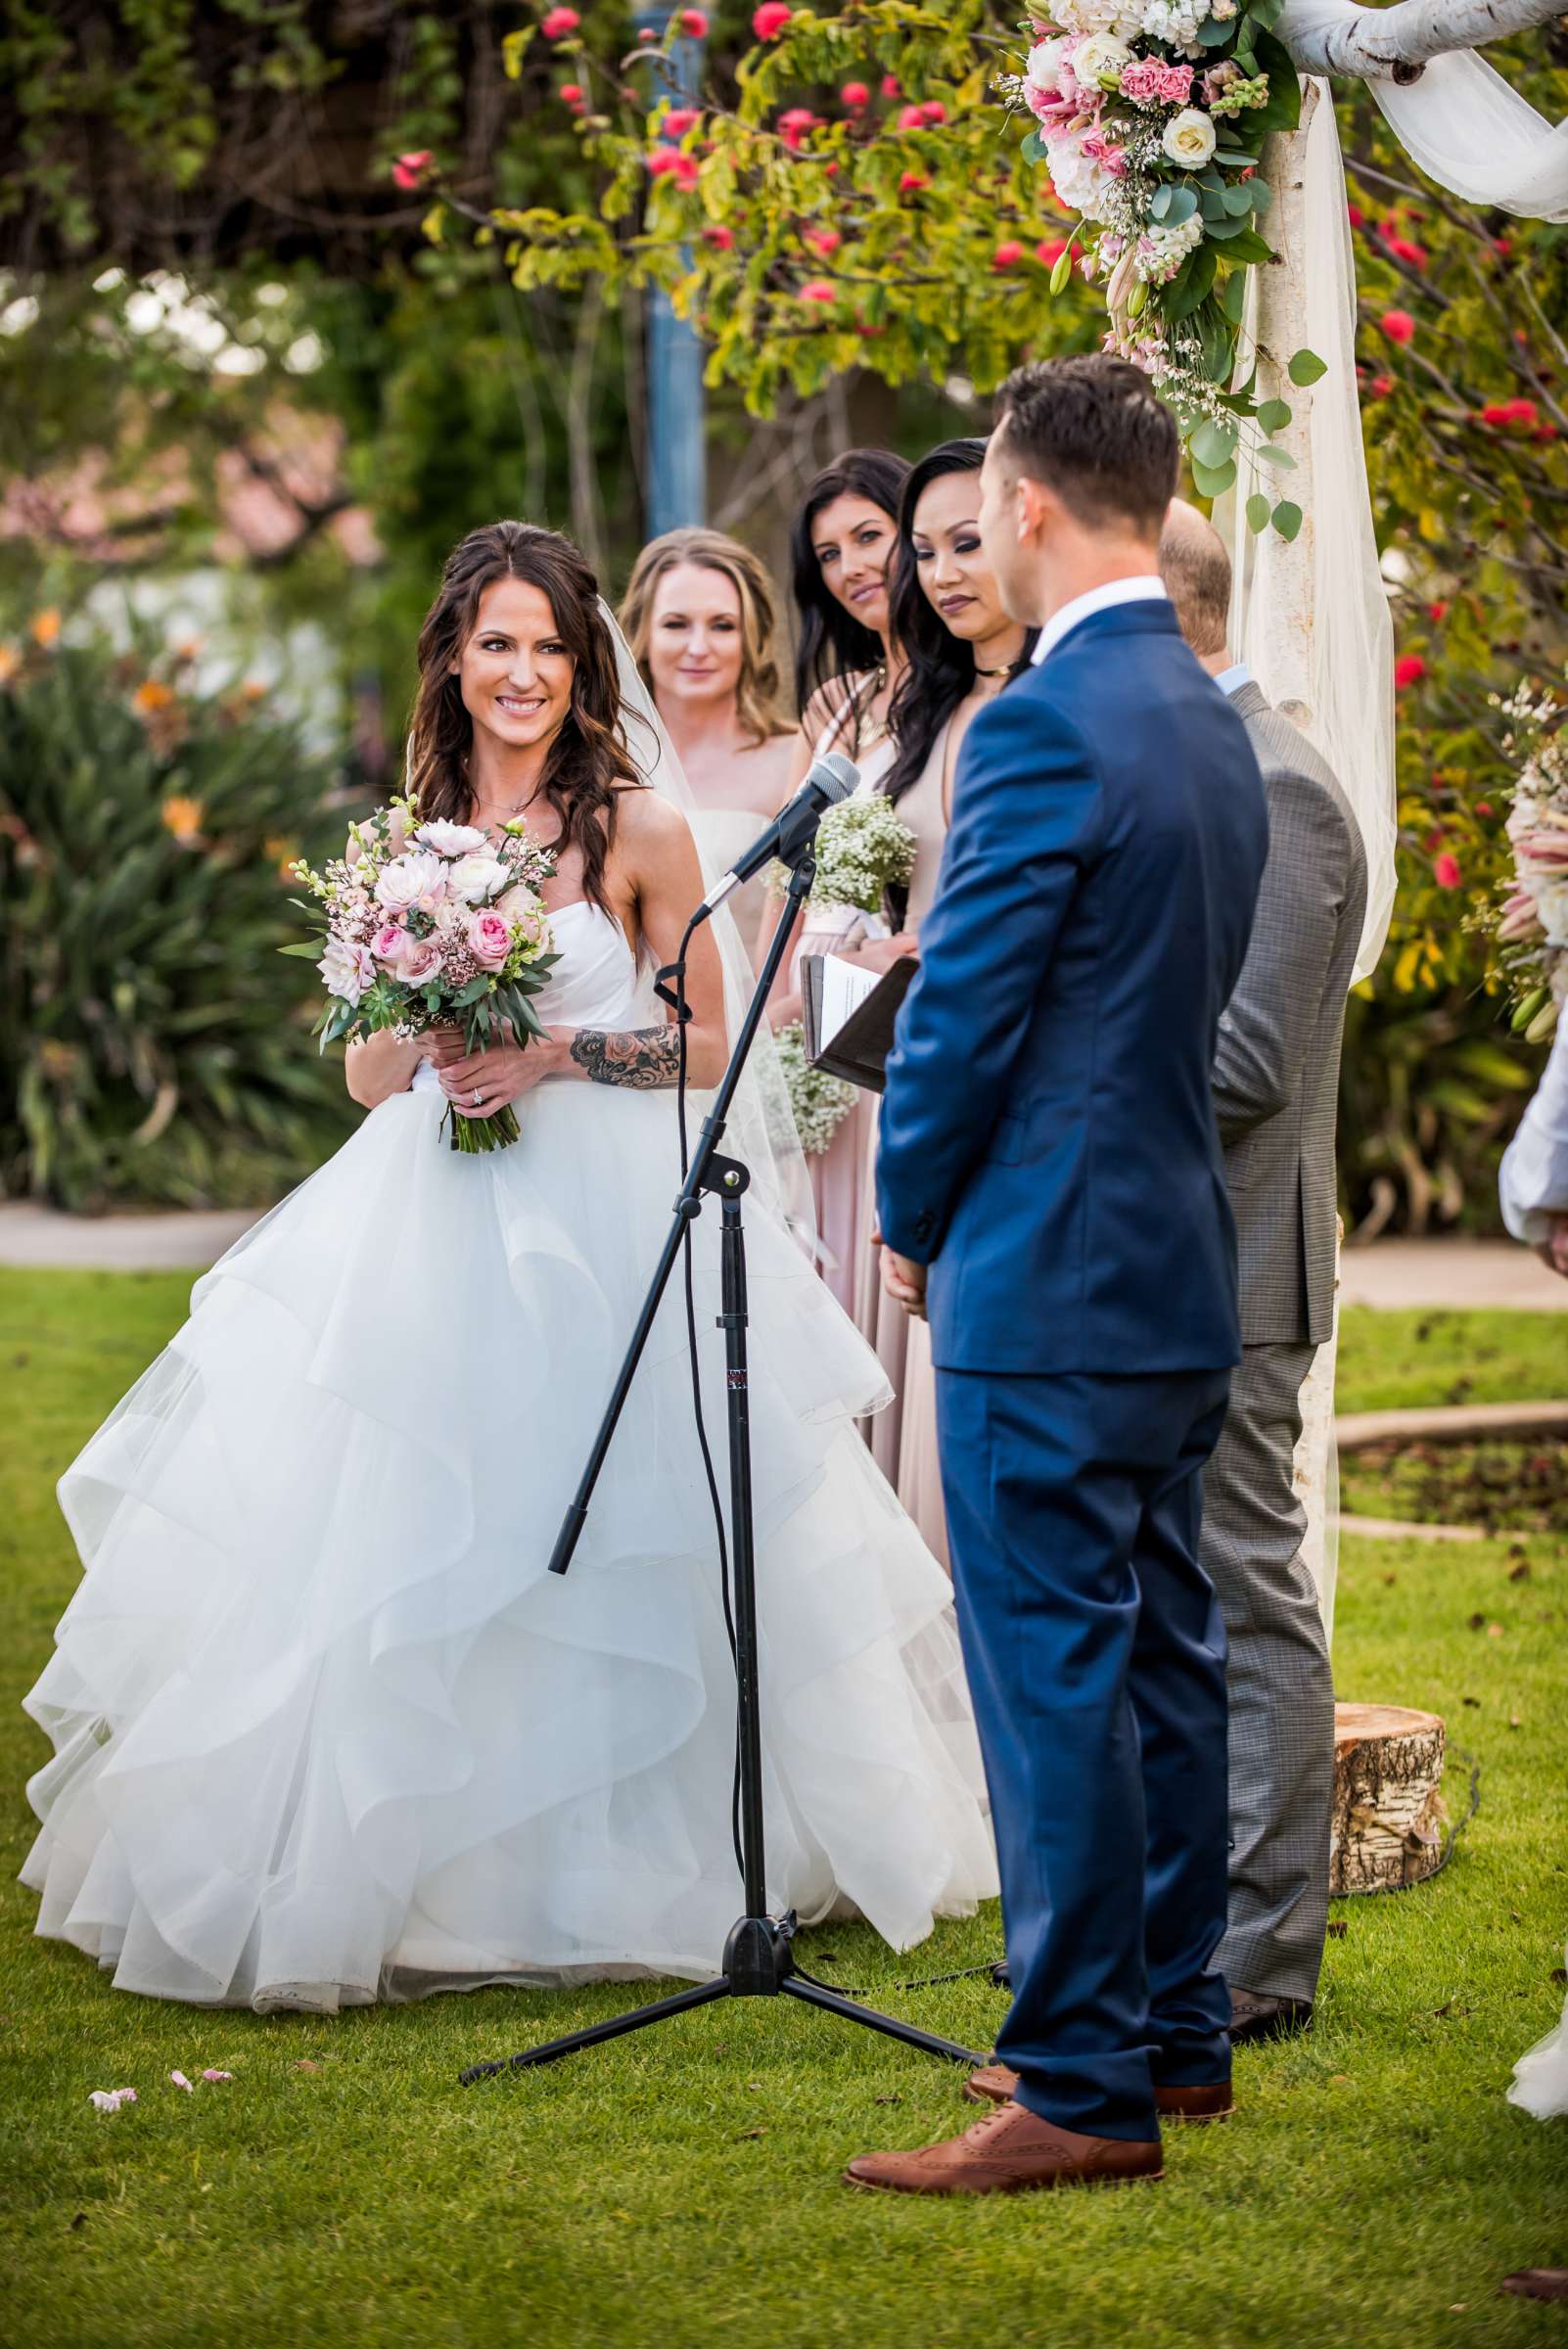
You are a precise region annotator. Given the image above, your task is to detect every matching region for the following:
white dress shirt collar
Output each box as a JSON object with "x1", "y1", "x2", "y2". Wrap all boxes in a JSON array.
[
  {"x1": 1213, "y1": 661, "x2": 1253, "y2": 699},
  {"x1": 1030, "y1": 575, "x2": 1169, "y2": 668}
]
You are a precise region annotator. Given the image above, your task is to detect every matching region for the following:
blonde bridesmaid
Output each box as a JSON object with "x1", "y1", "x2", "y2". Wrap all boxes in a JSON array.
[{"x1": 619, "y1": 529, "x2": 796, "y2": 966}]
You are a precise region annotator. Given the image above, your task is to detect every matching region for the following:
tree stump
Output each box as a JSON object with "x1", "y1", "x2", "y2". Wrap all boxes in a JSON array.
[{"x1": 1330, "y1": 1703, "x2": 1448, "y2": 1895}]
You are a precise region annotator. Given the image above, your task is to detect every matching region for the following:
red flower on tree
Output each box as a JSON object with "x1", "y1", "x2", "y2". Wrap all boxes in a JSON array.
[
  {"x1": 541, "y1": 7, "x2": 579, "y2": 38},
  {"x1": 753, "y1": 3, "x2": 791, "y2": 35},
  {"x1": 1394, "y1": 654, "x2": 1426, "y2": 689},
  {"x1": 1433, "y1": 852, "x2": 1462, "y2": 889},
  {"x1": 1380, "y1": 310, "x2": 1415, "y2": 345},
  {"x1": 392, "y1": 151, "x2": 434, "y2": 190}
]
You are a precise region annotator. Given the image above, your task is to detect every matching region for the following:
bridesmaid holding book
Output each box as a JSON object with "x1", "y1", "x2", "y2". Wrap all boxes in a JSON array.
[{"x1": 771, "y1": 450, "x2": 912, "y2": 1313}]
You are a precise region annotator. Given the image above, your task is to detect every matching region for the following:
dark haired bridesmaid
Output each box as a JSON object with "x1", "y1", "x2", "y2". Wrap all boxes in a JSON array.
[
  {"x1": 862, "y1": 438, "x2": 1033, "y2": 1566},
  {"x1": 773, "y1": 450, "x2": 913, "y2": 1315}
]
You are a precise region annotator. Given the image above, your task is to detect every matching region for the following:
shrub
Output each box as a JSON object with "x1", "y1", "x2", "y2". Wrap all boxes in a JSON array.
[{"x1": 0, "y1": 622, "x2": 358, "y2": 1211}]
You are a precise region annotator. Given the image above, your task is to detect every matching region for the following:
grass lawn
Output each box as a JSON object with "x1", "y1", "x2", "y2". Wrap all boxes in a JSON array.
[{"x1": 2, "y1": 1272, "x2": 1565, "y2": 2349}]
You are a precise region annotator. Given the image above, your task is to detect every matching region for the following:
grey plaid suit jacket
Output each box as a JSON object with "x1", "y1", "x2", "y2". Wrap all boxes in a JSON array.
[{"x1": 1216, "y1": 679, "x2": 1367, "y2": 1347}]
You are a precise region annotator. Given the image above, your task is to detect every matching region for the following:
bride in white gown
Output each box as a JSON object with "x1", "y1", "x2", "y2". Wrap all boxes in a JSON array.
[{"x1": 20, "y1": 521, "x2": 995, "y2": 2012}]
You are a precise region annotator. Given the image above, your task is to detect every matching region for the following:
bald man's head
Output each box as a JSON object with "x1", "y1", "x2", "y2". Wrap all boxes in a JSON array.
[{"x1": 1159, "y1": 497, "x2": 1231, "y2": 660}]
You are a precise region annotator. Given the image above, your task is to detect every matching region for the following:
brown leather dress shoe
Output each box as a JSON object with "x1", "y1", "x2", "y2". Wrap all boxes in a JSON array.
[
  {"x1": 844, "y1": 2099, "x2": 1163, "y2": 2197},
  {"x1": 965, "y1": 2062, "x2": 1233, "y2": 2124}
]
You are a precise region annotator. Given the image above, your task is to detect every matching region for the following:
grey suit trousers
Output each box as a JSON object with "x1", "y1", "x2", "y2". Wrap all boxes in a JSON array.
[{"x1": 1201, "y1": 1339, "x2": 1334, "y2": 2004}]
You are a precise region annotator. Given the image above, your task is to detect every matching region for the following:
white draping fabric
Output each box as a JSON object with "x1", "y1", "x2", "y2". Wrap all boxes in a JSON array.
[{"x1": 1217, "y1": 85, "x2": 1398, "y2": 986}]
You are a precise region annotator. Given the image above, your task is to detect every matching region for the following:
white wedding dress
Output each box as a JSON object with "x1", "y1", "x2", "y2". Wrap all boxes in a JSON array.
[{"x1": 21, "y1": 900, "x2": 995, "y2": 2011}]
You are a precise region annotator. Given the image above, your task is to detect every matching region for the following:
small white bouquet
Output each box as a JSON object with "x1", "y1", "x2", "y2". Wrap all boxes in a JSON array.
[
  {"x1": 774, "y1": 1019, "x2": 857, "y2": 1158},
  {"x1": 286, "y1": 796, "x2": 559, "y2": 1153},
  {"x1": 1494, "y1": 670, "x2": 1568, "y2": 1043},
  {"x1": 773, "y1": 793, "x2": 916, "y2": 921}
]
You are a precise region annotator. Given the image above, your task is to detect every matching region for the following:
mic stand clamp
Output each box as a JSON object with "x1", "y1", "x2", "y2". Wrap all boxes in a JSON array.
[{"x1": 460, "y1": 846, "x2": 985, "y2": 2087}]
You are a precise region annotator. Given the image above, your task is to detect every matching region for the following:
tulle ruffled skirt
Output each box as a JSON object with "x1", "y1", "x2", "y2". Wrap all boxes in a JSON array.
[{"x1": 21, "y1": 1080, "x2": 994, "y2": 2010}]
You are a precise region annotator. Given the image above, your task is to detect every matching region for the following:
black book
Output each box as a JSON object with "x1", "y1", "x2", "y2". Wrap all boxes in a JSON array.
[{"x1": 801, "y1": 951, "x2": 918, "y2": 1095}]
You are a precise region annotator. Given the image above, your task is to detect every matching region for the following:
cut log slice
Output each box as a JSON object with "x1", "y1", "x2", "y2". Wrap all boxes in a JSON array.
[{"x1": 1330, "y1": 1702, "x2": 1449, "y2": 1896}]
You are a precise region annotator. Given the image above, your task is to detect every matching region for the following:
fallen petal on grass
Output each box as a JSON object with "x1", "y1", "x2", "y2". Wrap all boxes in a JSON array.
[
  {"x1": 88, "y1": 2089, "x2": 137, "y2": 2113},
  {"x1": 170, "y1": 2071, "x2": 193, "y2": 2093},
  {"x1": 202, "y1": 2070, "x2": 233, "y2": 2083}
]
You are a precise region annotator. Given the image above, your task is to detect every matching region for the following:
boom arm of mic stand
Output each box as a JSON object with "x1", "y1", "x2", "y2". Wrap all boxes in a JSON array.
[{"x1": 546, "y1": 852, "x2": 816, "y2": 1578}]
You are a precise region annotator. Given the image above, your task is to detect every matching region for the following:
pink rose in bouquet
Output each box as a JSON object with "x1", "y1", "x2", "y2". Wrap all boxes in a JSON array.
[{"x1": 467, "y1": 911, "x2": 512, "y2": 971}]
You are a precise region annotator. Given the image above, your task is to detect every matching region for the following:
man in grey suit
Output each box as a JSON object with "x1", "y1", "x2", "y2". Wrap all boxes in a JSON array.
[{"x1": 1160, "y1": 502, "x2": 1368, "y2": 2043}]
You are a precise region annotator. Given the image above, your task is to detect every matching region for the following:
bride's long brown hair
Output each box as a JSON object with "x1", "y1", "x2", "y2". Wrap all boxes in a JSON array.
[{"x1": 406, "y1": 522, "x2": 641, "y2": 912}]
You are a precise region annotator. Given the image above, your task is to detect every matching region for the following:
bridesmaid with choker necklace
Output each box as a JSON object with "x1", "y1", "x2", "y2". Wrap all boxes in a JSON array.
[
  {"x1": 770, "y1": 450, "x2": 912, "y2": 1314},
  {"x1": 862, "y1": 438, "x2": 1035, "y2": 1568},
  {"x1": 618, "y1": 529, "x2": 796, "y2": 968}
]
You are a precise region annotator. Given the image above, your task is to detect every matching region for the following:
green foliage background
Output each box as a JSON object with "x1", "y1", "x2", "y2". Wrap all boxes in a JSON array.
[{"x1": 1, "y1": 2, "x2": 1564, "y2": 1222}]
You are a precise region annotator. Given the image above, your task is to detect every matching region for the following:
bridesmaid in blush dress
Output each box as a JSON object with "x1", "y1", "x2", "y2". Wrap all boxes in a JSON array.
[
  {"x1": 769, "y1": 451, "x2": 912, "y2": 1314},
  {"x1": 618, "y1": 530, "x2": 797, "y2": 969},
  {"x1": 860, "y1": 438, "x2": 1034, "y2": 1567}
]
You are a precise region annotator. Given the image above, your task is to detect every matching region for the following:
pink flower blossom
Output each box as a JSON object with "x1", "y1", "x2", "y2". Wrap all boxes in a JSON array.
[
  {"x1": 753, "y1": 2, "x2": 791, "y2": 35},
  {"x1": 468, "y1": 911, "x2": 512, "y2": 971},
  {"x1": 1118, "y1": 59, "x2": 1167, "y2": 104},
  {"x1": 392, "y1": 152, "x2": 433, "y2": 191},
  {"x1": 399, "y1": 936, "x2": 444, "y2": 989},
  {"x1": 1158, "y1": 62, "x2": 1194, "y2": 101},
  {"x1": 1082, "y1": 128, "x2": 1129, "y2": 176},
  {"x1": 679, "y1": 8, "x2": 709, "y2": 32},
  {"x1": 371, "y1": 921, "x2": 407, "y2": 962},
  {"x1": 1433, "y1": 852, "x2": 1461, "y2": 889},
  {"x1": 541, "y1": 7, "x2": 579, "y2": 36}
]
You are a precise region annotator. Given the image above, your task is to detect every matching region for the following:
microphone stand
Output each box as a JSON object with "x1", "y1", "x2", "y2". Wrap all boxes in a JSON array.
[{"x1": 460, "y1": 844, "x2": 985, "y2": 2086}]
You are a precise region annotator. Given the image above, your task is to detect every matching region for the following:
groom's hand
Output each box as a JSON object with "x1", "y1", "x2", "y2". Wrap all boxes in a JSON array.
[{"x1": 881, "y1": 1246, "x2": 928, "y2": 1319}]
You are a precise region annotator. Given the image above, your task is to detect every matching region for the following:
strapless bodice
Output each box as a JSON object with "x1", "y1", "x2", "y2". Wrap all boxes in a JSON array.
[{"x1": 411, "y1": 901, "x2": 648, "y2": 1092}]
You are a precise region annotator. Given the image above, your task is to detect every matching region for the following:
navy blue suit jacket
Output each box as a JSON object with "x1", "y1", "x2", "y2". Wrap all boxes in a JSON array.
[{"x1": 876, "y1": 599, "x2": 1269, "y2": 1376}]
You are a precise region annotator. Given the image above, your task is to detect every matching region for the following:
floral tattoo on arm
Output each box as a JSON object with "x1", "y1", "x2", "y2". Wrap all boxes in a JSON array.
[{"x1": 569, "y1": 1026, "x2": 683, "y2": 1088}]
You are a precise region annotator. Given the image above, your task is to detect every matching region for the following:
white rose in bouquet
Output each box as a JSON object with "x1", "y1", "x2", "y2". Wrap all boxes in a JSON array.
[
  {"x1": 1072, "y1": 32, "x2": 1133, "y2": 89},
  {"x1": 1162, "y1": 107, "x2": 1219, "y2": 167},
  {"x1": 448, "y1": 851, "x2": 511, "y2": 905},
  {"x1": 318, "y1": 938, "x2": 375, "y2": 1006}
]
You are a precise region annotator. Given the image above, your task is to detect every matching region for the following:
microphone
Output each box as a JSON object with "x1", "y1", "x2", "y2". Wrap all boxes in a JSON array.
[{"x1": 699, "y1": 751, "x2": 858, "y2": 916}]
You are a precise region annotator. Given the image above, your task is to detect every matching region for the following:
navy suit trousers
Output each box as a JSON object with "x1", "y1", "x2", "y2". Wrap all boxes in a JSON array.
[{"x1": 936, "y1": 1364, "x2": 1235, "y2": 2142}]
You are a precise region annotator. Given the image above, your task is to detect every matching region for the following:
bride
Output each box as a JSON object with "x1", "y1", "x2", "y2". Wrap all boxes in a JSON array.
[{"x1": 20, "y1": 521, "x2": 995, "y2": 2012}]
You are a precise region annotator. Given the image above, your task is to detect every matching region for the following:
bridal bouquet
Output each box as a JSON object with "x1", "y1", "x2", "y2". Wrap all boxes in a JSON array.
[
  {"x1": 1494, "y1": 670, "x2": 1568, "y2": 1043},
  {"x1": 286, "y1": 796, "x2": 560, "y2": 1153}
]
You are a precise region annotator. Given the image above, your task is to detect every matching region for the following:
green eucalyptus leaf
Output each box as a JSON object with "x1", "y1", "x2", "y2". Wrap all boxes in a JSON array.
[
  {"x1": 1246, "y1": 491, "x2": 1271, "y2": 533},
  {"x1": 1222, "y1": 183, "x2": 1254, "y2": 216},
  {"x1": 1252, "y1": 31, "x2": 1304, "y2": 132},
  {"x1": 1258, "y1": 443, "x2": 1297, "y2": 469},
  {"x1": 1271, "y1": 499, "x2": 1303, "y2": 541},
  {"x1": 1190, "y1": 415, "x2": 1239, "y2": 469},
  {"x1": 1163, "y1": 186, "x2": 1198, "y2": 224},
  {"x1": 1288, "y1": 346, "x2": 1327, "y2": 386},
  {"x1": 1149, "y1": 183, "x2": 1174, "y2": 220},
  {"x1": 1257, "y1": 396, "x2": 1292, "y2": 432},
  {"x1": 1191, "y1": 455, "x2": 1237, "y2": 496}
]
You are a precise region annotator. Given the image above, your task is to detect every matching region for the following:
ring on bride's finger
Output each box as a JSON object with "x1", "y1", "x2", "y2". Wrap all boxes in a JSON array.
[{"x1": 471, "y1": 1087, "x2": 483, "y2": 1106}]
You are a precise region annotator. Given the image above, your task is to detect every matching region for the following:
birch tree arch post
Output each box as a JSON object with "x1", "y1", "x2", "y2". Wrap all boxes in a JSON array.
[{"x1": 1214, "y1": 0, "x2": 1568, "y2": 1635}]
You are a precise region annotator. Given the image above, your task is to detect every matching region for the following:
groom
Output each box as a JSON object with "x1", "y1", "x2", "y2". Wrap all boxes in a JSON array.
[{"x1": 852, "y1": 357, "x2": 1268, "y2": 2196}]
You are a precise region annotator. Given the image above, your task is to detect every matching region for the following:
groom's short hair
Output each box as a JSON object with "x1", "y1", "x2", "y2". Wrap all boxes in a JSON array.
[{"x1": 992, "y1": 356, "x2": 1179, "y2": 539}]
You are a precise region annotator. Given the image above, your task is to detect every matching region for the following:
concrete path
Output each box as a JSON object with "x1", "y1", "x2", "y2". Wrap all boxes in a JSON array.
[
  {"x1": 1339, "y1": 1236, "x2": 1566, "y2": 1313},
  {"x1": 1, "y1": 1203, "x2": 1566, "y2": 1307},
  {"x1": 0, "y1": 1201, "x2": 259, "y2": 1272}
]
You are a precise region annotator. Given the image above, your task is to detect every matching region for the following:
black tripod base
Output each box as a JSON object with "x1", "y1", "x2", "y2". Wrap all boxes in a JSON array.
[{"x1": 458, "y1": 1914, "x2": 987, "y2": 2085}]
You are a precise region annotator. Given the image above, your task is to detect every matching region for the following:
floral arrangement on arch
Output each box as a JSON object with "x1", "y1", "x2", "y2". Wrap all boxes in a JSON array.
[
  {"x1": 1494, "y1": 669, "x2": 1568, "y2": 1043},
  {"x1": 1004, "y1": 0, "x2": 1324, "y2": 536}
]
